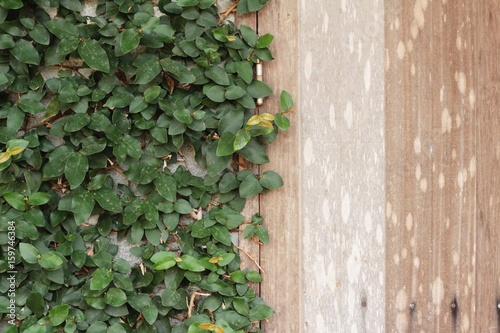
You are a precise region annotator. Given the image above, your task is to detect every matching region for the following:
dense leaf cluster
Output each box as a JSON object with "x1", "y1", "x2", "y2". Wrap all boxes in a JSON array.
[{"x1": 0, "y1": 0, "x2": 293, "y2": 332}]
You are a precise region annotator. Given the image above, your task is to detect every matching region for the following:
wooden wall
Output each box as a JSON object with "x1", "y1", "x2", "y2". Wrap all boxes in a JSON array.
[
  {"x1": 385, "y1": 1, "x2": 500, "y2": 332},
  {"x1": 239, "y1": 0, "x2": 499, "y2": 331}
]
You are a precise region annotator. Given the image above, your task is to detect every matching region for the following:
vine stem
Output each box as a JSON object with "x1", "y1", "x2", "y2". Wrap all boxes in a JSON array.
[
  {"x1": 187, "y1": 292, "x2": 211, "y2": 318},
  {"x1": 234, "y1": 245, "x2": 265, "y2": 273},
  {"x1": 218, "y1": 2, "x2": 238, "y2": 23}
]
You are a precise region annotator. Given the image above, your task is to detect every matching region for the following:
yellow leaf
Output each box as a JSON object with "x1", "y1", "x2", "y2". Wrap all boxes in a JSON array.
[
  {"x1": 247, "y1": 115, "x2": 260, "y2": 126},
  {"x1": 209, "y1": 257, "x2": 220, "y2": 264},
  {"x1": 226, "y1": 36, "x2": 236, "y2": 42},
  {"x1": 7, "y1": 147, "x2": 24, "y2": 156},
  {"x1": 198, "y1": 323, "x2": 215, "y2": 330},
  {"x1": 174, "y1": 257, "x2": 182, "y2": 262},
  {"x1": 260, "y1": 113, "x2": 275, "y2": 121},
  {"x1": 259, "y1": 120, "x2": 274, "y2": 129},
  {"x1": 0, "y1": 152, "x2": 11, "y2": 164},
  {"x1": 214, "y1": 326, "x2": 224, "y2": 333}
]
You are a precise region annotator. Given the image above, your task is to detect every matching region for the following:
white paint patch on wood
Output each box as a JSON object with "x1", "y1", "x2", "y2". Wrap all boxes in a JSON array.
[{"x1": 299, "y1": 0, "x2": 385, "y2": 331}]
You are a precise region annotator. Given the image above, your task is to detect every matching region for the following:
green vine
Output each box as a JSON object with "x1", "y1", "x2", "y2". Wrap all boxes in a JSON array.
[{"x1": 0, "y1": 0, "x2": 293, "y2": 332}]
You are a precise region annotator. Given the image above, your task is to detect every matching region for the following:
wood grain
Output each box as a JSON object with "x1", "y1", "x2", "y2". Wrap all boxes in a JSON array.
[
  {"x1": 386, "y1": 0, "x2": 498, "y2": 331},
  {"x1": 257, "y1": 1, "x2": 302, "y2": 332},
  {"x1": 476, "y1": 1, "x2": 500, "y2": 332}
]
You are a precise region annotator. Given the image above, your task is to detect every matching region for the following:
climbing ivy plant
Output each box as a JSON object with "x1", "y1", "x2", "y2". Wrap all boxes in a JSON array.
[{"x1": 0, "y1": 0, "x2": 293, "y2": 332}]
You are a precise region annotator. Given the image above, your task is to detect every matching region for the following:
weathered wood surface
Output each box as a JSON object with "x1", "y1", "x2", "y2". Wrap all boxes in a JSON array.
[
  {"x1": 476, "y1": 1, "x2": 500, "y2": 332},
  {"x1": 259, "y1": 0, "x2": 386, "y2": 331},
  {"x1": 257, "y1": 1, "x2": 302, "y2": 332},
  {"x1": 386, "y1": 0, "x2": 499, "y2": 332}
]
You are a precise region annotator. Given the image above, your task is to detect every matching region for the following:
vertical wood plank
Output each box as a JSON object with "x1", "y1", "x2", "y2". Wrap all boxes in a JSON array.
[
  {"x1": 265, "y1": 0, "x2": 386, "y2": 331},
  {"x1": 257, "y1": 1, "x2": 302, "y2": 332},
  {"x1": 386, "y1": 0, "x2": 478, "y2": 331},
  {"x1": 476, "y1": 1, "x2": 500, "y2": 331}
]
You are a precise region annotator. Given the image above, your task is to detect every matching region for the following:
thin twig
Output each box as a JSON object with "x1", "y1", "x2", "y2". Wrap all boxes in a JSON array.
[
  {"x1": 218, "y1": 2, "x2": 238, "y2": 23},
  {"x1": 187, "y1": 292, "x2": 211, "y2": 318},
  {"x1": 234, "y1": 245, "x2": 265, "y2": 273}
]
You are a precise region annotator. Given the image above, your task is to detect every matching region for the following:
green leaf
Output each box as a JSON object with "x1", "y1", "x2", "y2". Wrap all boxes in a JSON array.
[
  {"x1": 174, "y1": 199, "x2": 193, "y2": 214},
  {"x1": 280, "y1": 90, "x2": 294, "y2": 112},
  {"x1": 240, "y1": 25, "x2": 258, "y2": 46},
  {"x1": 38, "y1": 251, "x2": 64, "y2": 270},
  {"x1": 27, "y1": 25, "x2": 49, "y2": 45},
  {"x1": 87, "y1": 322, "x2": 107, "y2": 333},
  {"x1": 155, "y1": 173, "x2": 177, "y2": 201},
  {"x1": 247, "y1": 80, "x2": 273, "y2": 98},
  {"x1": 177, "y1": 255, "x2": 205, "y2": 272},
  {"x1": 90, "y1": 267, "x2": 113, "y2": 290},
  {"x1": 24, "y1": 208, "x2": 45, "y2": 227},
  {"x1": 28, "y1": 192, "x2": 51, "y2": 205},
  {"x1": 142, "y1": 304, "x2": 158, "y2": 325},
  {"x1": 45, "y1": 18, "x2": 78, "y2": 39},
  {"x1": 256, "y1": 34, "x2": 274, "y2": 48},
  {"x1": 18, "y1": 98, "x2": 46, "y2": 114},
  {"x1": 26, "y1": 292, "x2": 45, "y2": 317},
  {"x1": 49, "y1": 304, "x2": 69, "y2": 326},
  {"x1": 206, "y1": 85, "x2": 226, "y2": 103},
  {"x1": 211, "y1": 224, "x2": 231, "y2": 246},
  {"x1": 121, "y1": 134, "x2": 142, "y2": 159},
  {"x1": 218, "y1": 253, "x2": 235, "y2": 266},
  {"x1": 238, "y1": 139, "x2": 269, "y2": 164},
  {"x1": 177, "y1": 0, "x2": 199, "y2": 6},
  {"x1": 0, "y1": 34, "x2": 15, "y2": 48},
  {"x1": 173, "y1": 108, "x2": 193, "y2": 124},
  {"x1": 144, "y1": 86, "x2": 161, "y2": 103},
  {"x1": 233, "y1": 129, "x2": 251, "y2": 151},
  {"x1": 3, "y1": 192, "x2": 26, "y2": 211},
  {"x1": 21, "y1": 325, "x2": 46, "y2": 333},
  {"x1": 259, "y1": 170, "x2": 283, "y2": 189},
  {"x1": 205, "y1": 65, "x2": 230, "y2": 86},
  {"x1": 107, "y1": 323, "x2": 127, "y2": 333},
  {"x1": 11, "y1": 39, "x2": 40, "y2": 64},
  {"x1": 216, "y1": 132, "x2": 235, "y2": 157},
  {"x1": 168, "y1": 119, "x2": 186, "y2": 136},
  {"x1": 229, "y1": 270, "x2": 246, "y2": 284},
  {"x1": 94, "y1": 187, "x2": 122, "y2": 212},
  {"x1": 215, "y1": 311, "x2": 250, "y2": 330},
  {"x1": 249, "y1": 304, "x2": 275, "y2": 321},
  {"x1": 219, "y1": 173, "x2": 239, "y2": 193},
  {"x1": 134, "y1": 54, "x2": 161, "y2": 84},
  {"x1": 246, "y1": 270, "x2": 263, "y2": 282},
  {"x1": 239, "y1": 175, "x2": 263, "y2": 198},
  {"x1": 152, "y1": 258, "x2": 176, "y2": 270},
  {"x1": 64, "y1": 114, "x2": 91, "y2": 132},
  {"x1": 160, "y1": 58, "x2": 196, "y2": 83},
  {"x1": 218, "y1": 109, "x2": 244, "y2": 134},
  {"x1": 71, "y1": 190, "x2": 95, "y2": 225},
  {"x1": 78, "y1": 39, "x2": 110, "y2": 73},
  {"x1": 255, "y1": 225, "x2": 269, "y2": 244},
  {"x1": 60, "y1": 0, "x2": 83, "y2": 11},
  {"x1": 104, "y1": 288, "x2": 127, "y2": 307},
  {"x1": 65, "y1": 153, "x2": 89, "y2": 189},
  {"x1": 119, "y1": 28, "x2": 140, "y2": 54},
  {"x1": 81, "y1": 136, "x2": 107, "y2": 155},
  {"x1": 0, "y1": 0, "x2": 23, "y2": 9},
  {"x1": 274, "y1": 113, "x2": 290, "y2": 131},
  {"x1": 225, "y1": 85, "x2": 247, "y2": 100},
  {"x1": 105, "y1": 93, "x2": 134, "y2": 109},
  {"x1": 235, "y1": 61, "x2": 253, "y2": 84},
  {"x1": 57, "y1": 36, "x2": 80, "y2": 55},
  {"x1": 19, "y1": 242, "x2": 40, "y2": 264}
]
